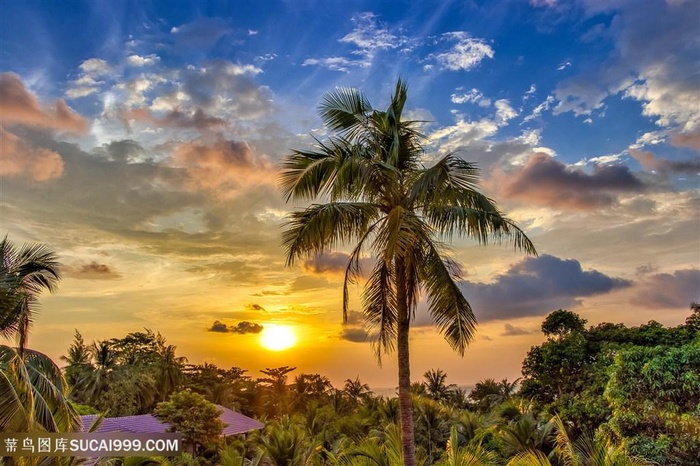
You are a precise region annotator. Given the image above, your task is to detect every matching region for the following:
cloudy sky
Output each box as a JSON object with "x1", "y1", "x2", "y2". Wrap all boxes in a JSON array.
[{"x1": 1, "y1": 0, "x2": 698, "y2": 389}]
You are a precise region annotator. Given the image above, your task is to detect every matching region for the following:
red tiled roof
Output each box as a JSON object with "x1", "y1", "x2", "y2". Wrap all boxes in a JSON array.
[{"x1": 80, "y1": 406, "x2": 264, "y2": 436}]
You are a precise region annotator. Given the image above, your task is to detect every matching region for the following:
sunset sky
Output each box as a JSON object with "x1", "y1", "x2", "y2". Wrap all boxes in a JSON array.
[{"x1": 1, "y1": 0, "x2": 698, "y2": 390}]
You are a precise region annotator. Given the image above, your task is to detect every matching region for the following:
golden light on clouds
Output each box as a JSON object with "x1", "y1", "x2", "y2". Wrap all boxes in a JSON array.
[{"x1": 259, "y1": 324, "x2": 298, "y2": 351}]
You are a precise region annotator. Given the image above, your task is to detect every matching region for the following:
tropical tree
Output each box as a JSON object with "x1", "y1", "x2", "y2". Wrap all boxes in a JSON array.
[
  {"x1": 154, "y1": 389, "x2": 224, "y2": 455},
  {"x1": 0, "y1": 346, "x2": 80, "y2": 432},
  {"x1": 343, "y1": 376, "x2": 372, "y2": 404},
  {"x1": 60, "y1": 330, "x2": 92, "y2": 390},
  {"x1": 0, "y1": 237, "x2": 79, "y2": 433},
  {"x1": 505, "y1": 416, "x2": 652, "y2": 466},
  {"x1": 155, "y1": 344, "x2": 187, "y2": 401},
  {"x1": 281, "y1": 79, "x2": 536, "y2": 465},
  {"x1": 422, "y1": 368, "x2": 455, "y2": 403},
  {"x1": 1, "y1": 236, "x2": 61, "y2": 352},
  {"x1": 443, "y1": 425, "x2": 499, "y2": 466}
]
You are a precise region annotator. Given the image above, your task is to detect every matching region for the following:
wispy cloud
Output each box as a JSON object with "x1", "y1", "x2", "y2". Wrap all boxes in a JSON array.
[{"x1": 431, "y1": 32, "x2": 494, "y2": 71}]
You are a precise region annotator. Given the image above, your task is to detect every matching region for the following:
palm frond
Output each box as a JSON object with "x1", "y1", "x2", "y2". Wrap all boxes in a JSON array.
[
  {"x1": 283, "y1": 202, "x2": 379, "y2": 265},
  {"x1": 319, "y1": 87, "x2": 373, "y2": 140},
  {"x1": 506, "y1": 450, "x2": 553, "y2": 466},
  {"x1": 0, "y1": 345, "x2": 79, "y2": 433},
  {"x1": 426, "y1": 205, "x2": 537, "y2": 255},
  {"x1": 420, "y1": 244, "x2": 476, "y2": 356},
  {"x1": 410, "y1": 154, "x2": 482, "y2": 207},
  {"x1": 362, "y1": 260, "x2": 397, "y2": 360},
  {"x1": 343, "y1": 219, "x2": 383, "y2": 322}
]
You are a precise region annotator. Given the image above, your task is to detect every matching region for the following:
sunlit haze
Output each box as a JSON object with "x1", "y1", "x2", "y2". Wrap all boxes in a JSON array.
[{"x1": 1, "y1": 0, "x2": 698, "y2": 390}]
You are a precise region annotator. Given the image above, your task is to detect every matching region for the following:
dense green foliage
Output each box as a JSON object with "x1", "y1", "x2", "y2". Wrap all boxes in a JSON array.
[
  {"x1": 62, "y1": 329, "x2": 187, "y2": 416},
  {"x1": 56, "y1": 306, "x2": 698, "y2": 465},
  {"x1": 154, "y1": 390, "x2": 225, "y2": 454}
]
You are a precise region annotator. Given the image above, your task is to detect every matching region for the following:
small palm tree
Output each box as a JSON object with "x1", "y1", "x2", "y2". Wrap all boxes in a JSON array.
[
  {"x1": 344, "y1": 376, "x2": 372, "y2": 404},
  {"x1": 281, "y1": 79, "x2": 536, "y2": 466},
  {"x1": 259, "y1": 417, "x2": 314, "y2": 466},
  {"x1": 422, "y1": 369, "x2": 455, "y2": 402},
  {"x1": 443, "y1": 425, "x2": 499, "y2": 466}
]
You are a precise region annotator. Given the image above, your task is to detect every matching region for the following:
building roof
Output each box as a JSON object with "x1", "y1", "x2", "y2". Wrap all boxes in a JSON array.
[{"x1": 80, "y1": 405, "x2": 264, "y2": 436}]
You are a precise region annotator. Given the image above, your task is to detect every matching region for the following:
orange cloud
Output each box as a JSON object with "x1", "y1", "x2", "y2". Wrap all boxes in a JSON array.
[
  {"x1": 629, "y1": 148, "x2": 700, "y2": 174},
  {"x1": 670, "y1": 130, "x2": 700, "y2": 152},
  {"x1": 0, "y1": 127, "x2": 64, "y2": 181},
  {"x1": 169, "y1": 139, "x2": 274, "y2": 197},
  {"x1": 0, "y1": 72, "x2": 89, "y2": 134}
]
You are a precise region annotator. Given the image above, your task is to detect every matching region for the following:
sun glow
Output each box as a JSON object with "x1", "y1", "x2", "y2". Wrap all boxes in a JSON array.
[{"x1": 259, "y1": 324, "x2": 297, "y2": 351}]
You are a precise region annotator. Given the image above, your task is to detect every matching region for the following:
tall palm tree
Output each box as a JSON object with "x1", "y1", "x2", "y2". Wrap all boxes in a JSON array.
[
  {"x1": 281, "y1": 79, "x2": 536, "y2": 465},
  {"x1": 1, "y1": 236, "x2": 61, "y2": 353}
]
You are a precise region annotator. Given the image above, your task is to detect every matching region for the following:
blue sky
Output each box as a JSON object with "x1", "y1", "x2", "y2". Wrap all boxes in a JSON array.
[{"x1": 1, "y1": 0, "x2": 698, "y2": 387}]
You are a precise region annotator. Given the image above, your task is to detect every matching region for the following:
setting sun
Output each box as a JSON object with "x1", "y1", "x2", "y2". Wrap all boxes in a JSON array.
[{"x1": 259, "y1": 324, "x2": 297, "y2": 351}]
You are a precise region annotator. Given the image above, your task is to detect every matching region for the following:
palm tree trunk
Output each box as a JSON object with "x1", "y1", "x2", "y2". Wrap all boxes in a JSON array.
[{"x1": 396, "y1": 259, "x2": 417, "y2": 466}]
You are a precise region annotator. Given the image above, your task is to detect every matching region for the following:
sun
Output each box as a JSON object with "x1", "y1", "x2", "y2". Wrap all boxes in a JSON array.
[{"x1": 259, "y1": 324, "x2": 297, "y2": 351}]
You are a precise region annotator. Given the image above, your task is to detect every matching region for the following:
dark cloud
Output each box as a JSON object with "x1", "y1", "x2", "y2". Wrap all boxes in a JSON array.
[
  {"x1": 459, "y1": 254, "x2": 632, "y2": 321},
  {"x1": 302, "y1": 252, "x2": 374, "y2": 276},
  {"x1": 497, "y1": 153, "x2": 645, "y2": 210},
  {"x1": 124, "y1": 108, "x2": 227, "y2": 133},
  {"x1": 178, "y1": 60, "x2": 271, "y2": 119},
  {"x1": 65, "y1": 261, "x2": 121, "y2": 280},
  {"x1": 207, "y1": 320, "x2": 263, "y2": 334},
  {"x1": 630, "y1": 269, "x2": 700, "y2": 309},
  {"x1": 629, "y1": 149, "x2": 700, "y2": 174},
  {"x1": 339, "y1": 310, "x2": 373, "y2": 343},
  {"x1": 501, "y1": 324, "x2": 531, "y2": 336},
  {"x1": 247, "y1": 303, "x2": 266, "y2": 312},
  {"x1": 340, "y1": 327, "x2": 371, "y2": 343}
]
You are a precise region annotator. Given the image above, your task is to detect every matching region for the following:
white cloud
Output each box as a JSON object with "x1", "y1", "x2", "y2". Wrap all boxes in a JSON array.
[
  {"x1": 434, "y1": 33, "x2": 494, "y2": 71},
  {"x1": 340, "y1": 12, "x2": 402, "y2": 53},
  {"x1": 66, "y1": 58, "x2": 112, "y2": 100},
  {"x1": 304, "y1": 12, "x2": 407, "y2": 72},
  {"x1": 553, "y1": 1, "x2": 699, "y2": 135},
  {"x1": 495, "y1": 99, "x2": 518, "y2": 126},
  {"x1": 523, "y1": 84, "x2": 537, "y2": 100},
  {"x1": 79, "y1": 58, "x2": 111, "y2": 75},
  {"x1": 302, "y1": 57, "x2": 354, "y2": 73},
  {"x1": 126, "y1": 54, "x2": 160, "y2": 67},
  {"x1": 451, "y1": 88, "x2": 484, "y2": 104},
  {"x1": 523, "y1": 95, "x2": 555, "y2": 123}
]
